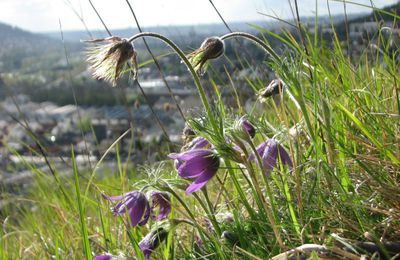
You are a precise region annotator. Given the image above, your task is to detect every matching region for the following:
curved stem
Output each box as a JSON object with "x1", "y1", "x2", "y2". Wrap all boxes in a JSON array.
[
  {"x1": 220, "y1": 32, "x2": 280, "y2": 61},
  {"x1": 128, "y1": 32, "x2": 218, "y2": 133},
  {"x1": 125, "y1": 0, "x2": 186, "y2": 121}
]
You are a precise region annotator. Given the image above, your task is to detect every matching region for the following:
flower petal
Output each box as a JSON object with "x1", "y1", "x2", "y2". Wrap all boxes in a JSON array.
[
  {"x1": 128, "y1": 202, "x2": 145, "y2": 227},
  {"x1": 278, "y1": 147, "x2": 293, "y2": 168},
  {"x1": 151, "y1": 192, "x2": 171, "y2": 221},
  {"x1": 249, "y1": 141, "x2": 269, "y2": 161},
  {"x1": 138, "y1": 199, "x2": 151, "y2": 226},
  {"x1": 113, "y1": 195, "x2": 137, "y2": 215},
  {"x1": 185, "y1": 160, "x2": 219, "y2": 194},
  {"x1": 188, "y1": 137, "x2": 209, "y2": 149},
  {"x1": 169, "y1": 149, "x2": 212, "y2": 161},
  {"x1": 126, "y1": 194, "x2": 148, "y2": 226},
  {"x1": 94, "y1": 254, "x2": 115, "y2": 260},
  {"x1": 177, "y1": 154, "x2": 215, "y2": 178}
]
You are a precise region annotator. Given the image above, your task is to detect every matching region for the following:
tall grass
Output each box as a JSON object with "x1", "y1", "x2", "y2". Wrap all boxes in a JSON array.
[{"x1": 1, "y1": 2, "x2": 399, "y2": 259}]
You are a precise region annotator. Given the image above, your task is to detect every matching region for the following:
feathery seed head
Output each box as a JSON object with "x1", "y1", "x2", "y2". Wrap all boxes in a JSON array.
[{"x1": 85, "y1": 36, "x2": 138, "y2": 86}]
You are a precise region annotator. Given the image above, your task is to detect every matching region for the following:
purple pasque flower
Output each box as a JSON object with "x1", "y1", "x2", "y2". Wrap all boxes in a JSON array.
[
  {"x1": 169, "y1": 149, "x2": 220, "y2": 194},
  {"x1": 241, "y1": 118, "x2": 256, "y2": 138},
  {"x1": 187, "y1": 137, "x2": 210, "y2": 150},
  {"x1": 195, "y1": 235, "x2": 205, "y2": 251},
  {"x1": 103, "y1": 190, "x2": 150, "y2": 227},
  {"x1": 94, "y1": 254, "x2": 117, "y2": 260},
  {"x1": 149, "y1": 191, "x2": 171, "y2": 221},
  {"x1": 177, "y1": 136, "x2": 210, "y2": 169},
  {"x1": 139, "y1": 227, "x2": 169, "y2": 260},
  {"x1": 250, "y1": 139, "x2": 292, "y2": 176}
]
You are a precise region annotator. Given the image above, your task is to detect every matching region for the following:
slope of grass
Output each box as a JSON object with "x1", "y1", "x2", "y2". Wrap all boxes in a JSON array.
[{"x1": 1, "y1": 5, "x2": 399, "y2": 259}]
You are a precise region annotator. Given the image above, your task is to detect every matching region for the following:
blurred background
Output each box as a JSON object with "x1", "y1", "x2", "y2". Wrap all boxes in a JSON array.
[{"x1": 0, "y1": 0, "x2": 399, "y2": 188}]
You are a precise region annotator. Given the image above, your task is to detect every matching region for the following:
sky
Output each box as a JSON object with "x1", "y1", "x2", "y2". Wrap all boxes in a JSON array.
[{"x1": 0, "y1": 0, "x2": 398, "y2": 32}]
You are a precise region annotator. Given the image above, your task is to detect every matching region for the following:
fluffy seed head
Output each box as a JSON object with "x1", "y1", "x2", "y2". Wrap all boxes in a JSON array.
[{"x1": 85, "y1": 36, "x2": 138, "y2": 86}]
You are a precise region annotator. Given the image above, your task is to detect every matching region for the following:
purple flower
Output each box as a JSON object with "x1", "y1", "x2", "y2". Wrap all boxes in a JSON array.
[
  {"x1": 195, "y1": 235, "x2": 205, "y2": 251},
  {"x1": 250, "y1": 139, "x2": 292, "y2": 176},
  {"x1": 139, "y1": 228, "x2": 169, "y2": 260},
  {"x1": 149, "y1": 191, "x2": 171, "y2": 221},
  {"x1": 182, "y1": 124, "x2": 195, "y2": 137},
  {"x1": 241, "y1": 119, "x2": 256, "y2": 138},
  {"x1": 169, "y1": 149, "x2": 220, "y2": 194},
  {"x1": 188, "y1": 137, "x2": 210, "y2": 150},
  {"x1": 94, "y1": 254, "x2": 116, "y2": 260},
  {"x1": 103, "y1": 190, "x2": 150, "y2": 227}
]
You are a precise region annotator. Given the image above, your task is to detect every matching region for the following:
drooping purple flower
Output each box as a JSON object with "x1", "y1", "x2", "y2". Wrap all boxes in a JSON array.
[
  {"x1": 139, "y1": 227, "x2": 169, "y2": 260},
  {"x1": 103, "y1": 190, "x2": 150, "y2": 227},
  {"x1": 94, "y1": 254, "x2": 116, "y2": 260},
  {"x1": 250, "y1": 139, "x2": 292, "y2": 176},
  {"x1": 169, "y1": 149, "x2": 220, "y2": 194},
  {"x1": 241, "y1": 119, "x2": 256, "y2": 138},
  {"x1": 175, "y1": 137, "x2": 211, "y2": 176},
  {"x1": 195, "y1": 235, "x2": 205, "y2": 251},
  {"x1": 149, "y1": 191, "x2": 171, "y2": 221}
]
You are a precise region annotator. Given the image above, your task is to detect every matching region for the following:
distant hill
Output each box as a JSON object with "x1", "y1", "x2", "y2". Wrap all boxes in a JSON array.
[
  {"x1": 44, "y1": 16, "x2": 361, "y2": 43},
  {"x1": 45, "y1": 21, "x2": 266, "y2": 43},
  {"x1": 334, "y1": 2, "x2": 400, "y2": 37},
  {"x1": 0, "y1": 22, "x2": 63, "y2": 72},
  {"x1": 348, "y1": 2, "x2": 399, "y2": 24}
]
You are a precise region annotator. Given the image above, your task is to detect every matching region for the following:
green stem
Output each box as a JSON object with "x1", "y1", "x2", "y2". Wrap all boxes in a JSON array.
[
  {"x1": 128, "y1": 32, "x2": 218, "y2": 132},
  {"x1": 198, "y1": 189, "x2": 222, "y2": 236},
  {"x1": 220, "y1": 32, "x2": 318, "y2": 146},
  {"x1": 220, "y1": 32, "x2": 280, "y2": 61},
  {"x1": 165, "y1": 186, "x2": 226, "y2": 259}
]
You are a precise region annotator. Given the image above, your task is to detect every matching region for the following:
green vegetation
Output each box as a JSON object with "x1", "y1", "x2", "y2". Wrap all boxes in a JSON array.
[{"x1": 1, "y1": 3, "x2": 399, "y2": 260}]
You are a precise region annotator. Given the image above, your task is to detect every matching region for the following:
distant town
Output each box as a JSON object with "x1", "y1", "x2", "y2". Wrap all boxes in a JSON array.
[{"x1": 0, "y1": 2, "x2": 399, "y2": 189}]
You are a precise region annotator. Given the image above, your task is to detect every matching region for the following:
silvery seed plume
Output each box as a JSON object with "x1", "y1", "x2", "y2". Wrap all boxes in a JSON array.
[{"x1": 84, "y1": 36, "x2": 138, "y2": 86}]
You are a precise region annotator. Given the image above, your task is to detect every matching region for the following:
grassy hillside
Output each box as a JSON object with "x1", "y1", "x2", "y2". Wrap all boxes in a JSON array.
[{"x1": 1, "y1": 3, "x2": 399, "y2": 260}]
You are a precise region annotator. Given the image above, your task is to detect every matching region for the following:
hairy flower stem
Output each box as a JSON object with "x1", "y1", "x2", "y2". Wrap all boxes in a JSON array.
[
  {"x1": 244, "y1": 135, "x2": 285, "y2": 249},
  {"x1": 244, "y1": 159, "x2": 285, "y2": 249},
  {"x1": 220, "y1": 32, "x2": 280, "y2": 61},
  {"x1": 164, "y1": 186, "x2": 226, "y2": 258},
  {"x1": 199, "y1": 189, "x2": 222, "y2": 236},
  {"x1": 224, "y1": 161, "x2": 271, "y2": 245},
  {"x1": 128, "y1": 33, "x2": 219, "y2": 133},
  {"x1": 221, "y1": 32, "x2": 316, "y2": 144}
]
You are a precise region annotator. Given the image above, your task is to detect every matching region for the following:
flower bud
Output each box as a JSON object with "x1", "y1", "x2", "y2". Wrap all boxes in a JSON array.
[
  {"x1": 241, "y1": 118, "x2": 256, "y2": 139},
  {"x1": 221, "y1": 231, "x2": 240, "y2": 246},
  {"x1": 139, "y1": 227, "x2": 169, "y2": 260},
  {"x1": 258, "y1": 78, "x2": 284, "y2": 100},
  {"x1": 187, "y1": 37, "x2": 225, "y2": 75}
]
